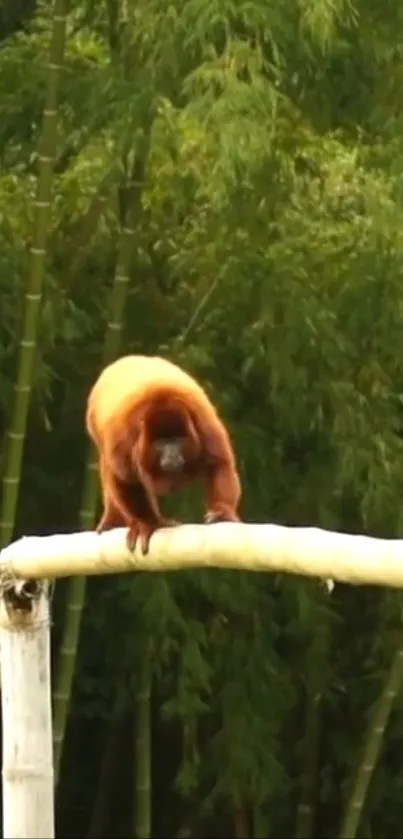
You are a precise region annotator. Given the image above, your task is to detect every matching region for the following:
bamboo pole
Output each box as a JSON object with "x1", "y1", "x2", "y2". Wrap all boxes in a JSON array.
[
  {"x1": 0, "y1": 523, "x2": 403, "y2": 589},
  {"x1": 0, "y1": 582, "x2": 54, "y2": 838}
]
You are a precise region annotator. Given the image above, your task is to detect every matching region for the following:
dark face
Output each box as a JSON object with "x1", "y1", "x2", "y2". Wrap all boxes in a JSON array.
[{"x1": 153, "y1": 437, "x2": 187, "y2": 473}]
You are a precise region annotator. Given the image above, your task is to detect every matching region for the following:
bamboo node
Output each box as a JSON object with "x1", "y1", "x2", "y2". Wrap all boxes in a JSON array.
[
  {"x1": 0, "y1": 570, "x2": 49, "y2": 625},
  {"x1": 3, "y1": 763, "x2": 54, "y2": 781}
]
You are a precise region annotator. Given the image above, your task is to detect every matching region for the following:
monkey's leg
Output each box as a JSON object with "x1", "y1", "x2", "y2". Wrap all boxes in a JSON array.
[
  {"x1": 96, "y1": 456, "x2": 144, "y2": 536},
  {"x1": 123, "y1": 481, "x2": 180, "y2": 552},
  {"x1": 96, "y1": 457, "x2": 126, "y2": 530},
  {"x1": 103, "y1": 475, "x2": 177, "y2": 554},
  {"x1": 97, "y1": 498, "x2": 126, "y2": 530}
]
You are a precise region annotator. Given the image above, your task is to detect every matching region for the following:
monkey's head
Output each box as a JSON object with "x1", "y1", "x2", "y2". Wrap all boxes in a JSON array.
[
  {"x1": 153, "y1": 437, "x2": 187, "y2": 472},
  {"x1": 139, "y1": 401, "x2": 201, "y2": 479}
]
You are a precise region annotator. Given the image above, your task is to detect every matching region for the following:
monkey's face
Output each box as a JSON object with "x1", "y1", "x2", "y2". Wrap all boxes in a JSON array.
[
  {"x1": 139, "y1": 404, "x2": 202, "y2": 484},
  {"x1": 146, "y1": 435, "x2": 199, "y2": 494},
  {"x1": 153, "y1": 437, "x2": 187, "y2": 473}
]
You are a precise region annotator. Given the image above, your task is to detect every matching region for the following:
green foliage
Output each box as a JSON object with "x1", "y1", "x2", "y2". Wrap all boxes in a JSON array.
[{"x1": 3, "y1": 0, "x2": 403, "y2": 835}]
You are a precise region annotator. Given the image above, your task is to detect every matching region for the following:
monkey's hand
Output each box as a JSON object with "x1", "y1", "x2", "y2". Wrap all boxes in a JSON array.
[
  {"x1": 126, "y1": 517, "x2": 180, "y2": 554},
  {"x1": 204, "y1": 507, "x2": 240, "y2": 525}
]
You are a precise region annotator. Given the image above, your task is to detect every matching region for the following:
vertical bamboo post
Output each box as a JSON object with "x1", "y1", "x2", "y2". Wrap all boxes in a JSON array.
[{"x1": 0, "y1": 580, "x2": 54, "y2": 838}]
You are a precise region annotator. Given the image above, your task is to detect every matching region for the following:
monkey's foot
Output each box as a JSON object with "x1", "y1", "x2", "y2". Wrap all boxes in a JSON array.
[
  {"x1": 204, "y1": 508, "x2": 240, "y2": 525},
  {"x1": 126, "y1": 518, "x2": 180, "y2": 554}
]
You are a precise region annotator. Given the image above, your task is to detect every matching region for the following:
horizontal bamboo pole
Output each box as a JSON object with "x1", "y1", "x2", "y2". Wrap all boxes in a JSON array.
[{"x1": 0, "y1": 523, "x2": 402, "y2": 588}]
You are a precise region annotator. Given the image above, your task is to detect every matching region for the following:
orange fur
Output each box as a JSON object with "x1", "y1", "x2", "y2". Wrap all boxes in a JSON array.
[{"x1": 86, "y1": 354, "x2": 241, "y2": 553}]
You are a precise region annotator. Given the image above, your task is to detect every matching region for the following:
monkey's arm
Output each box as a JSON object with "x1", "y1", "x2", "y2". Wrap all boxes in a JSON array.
[
  {"x1": 199, "y1": 418, "x2": 241, "y2": 523},
  {"x1": 205, "y1": 458, "x2": 241, "y2": 523}
]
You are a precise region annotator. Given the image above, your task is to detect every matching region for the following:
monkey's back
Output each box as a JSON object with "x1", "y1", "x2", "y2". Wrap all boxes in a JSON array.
[{"x1": 86, "y1": 354, "x2": 214, "y2": 442}]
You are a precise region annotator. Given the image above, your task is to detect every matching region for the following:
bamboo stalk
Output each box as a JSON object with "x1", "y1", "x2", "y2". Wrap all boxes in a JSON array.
[
  {"x1": 339, "y1": 645, "x2": 403, "y2": 839},
  {"x1": 0, "y1": 0, "x2": 68, "y2": 549},
  {"x1": 52, "y1": 149, "x2": 150, "y2": 783},
  {"x1": 134, "y1": 648, "x2": 152, "y2": 839},
  {"x1": 295, "y1": 692, "x2": 322, "y2": 839}
]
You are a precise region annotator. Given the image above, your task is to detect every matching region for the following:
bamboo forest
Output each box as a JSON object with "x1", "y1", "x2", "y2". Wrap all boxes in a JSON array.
[{"x1": 2, "y1": 0, "x2": 403, "y2": 836}]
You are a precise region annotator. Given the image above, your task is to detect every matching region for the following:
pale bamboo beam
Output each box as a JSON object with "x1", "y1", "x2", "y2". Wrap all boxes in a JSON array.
[
  {"x1": 0, "y1": 585, "x2": 54, "y2": 838},
  {"x1": 0, "y1": 523, "x2": 402, "y2": 588}
]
